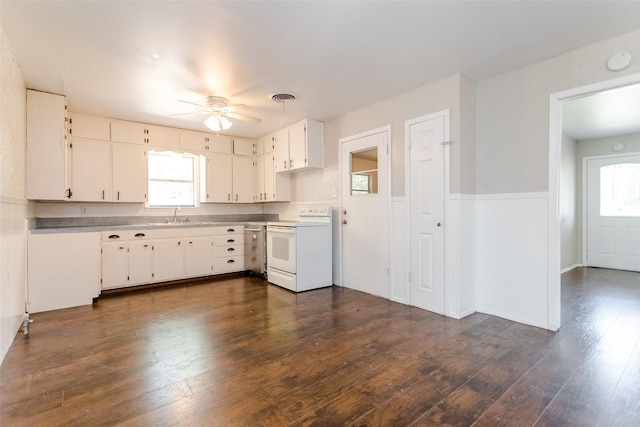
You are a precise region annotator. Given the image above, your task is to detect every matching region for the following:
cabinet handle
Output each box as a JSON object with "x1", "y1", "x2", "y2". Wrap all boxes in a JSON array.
[
  {"x1": 117, "y1": 191, "x2": 120, "y2": 201},
  {"x1": 65, "y1": 188, "x2": 73, "y2": 199},
  {"x1": 227, "y1": 259, "x2": 235, "y2": 264},
  {"x1": 227, "y1": 247, "x2": 235, "y2": 252},
  {"x1": 143, "y1": 244, "x2": 149, "y2": 248},
  {"x1": 188, "y1": 241, "x2": 193, "y2": 244},
  {"x1": 178, "y1": 241, "x2": 181, "y2": 246},
  {"x1": 227, "y1": 229, "x2": 235, "y2": 233},
  {"x1": 283, "y1": 160, "x2": 287, "y2": 169},
  {"x1": 134, "y1": 233, "x2": 145, "y2": 237},
  {"x1": 227, "y1": 239, "x2": 234, "y2": 243},
  {"x1": 235, "y1": 194, "x2": 238, "y2": 202},
  {"x1": 227, "y1": 193, "x2": 231, "y2": 201},
  {"x1": 108, "y1": 234, "x2": 121, "y2": 239},
  {"x1": 102, "y1": 190, "x2": 105, "y2": 200},
  {"x1": 119, "y1": 246, "x2": 125, "y2": 250},
  {"x1": 290, "y1": 159, "x2": 294, "y2": 168}
]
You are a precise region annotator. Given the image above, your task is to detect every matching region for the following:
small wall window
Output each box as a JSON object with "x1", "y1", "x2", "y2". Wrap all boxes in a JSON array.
[
  {"x1": 600, "y1": 163, "x2": 640, "y2": 217},
  {"x1": 350, "y1": 147, "x2": 378, "y2": 195},
  {"x1": 148, "y1": 151, "x2": 197, "y2": 207}
]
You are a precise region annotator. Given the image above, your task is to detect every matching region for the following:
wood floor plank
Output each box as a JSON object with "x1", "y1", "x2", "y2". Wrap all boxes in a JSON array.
[{"x1": 2, "y1": 267, "x2": 639, "y2": 426}]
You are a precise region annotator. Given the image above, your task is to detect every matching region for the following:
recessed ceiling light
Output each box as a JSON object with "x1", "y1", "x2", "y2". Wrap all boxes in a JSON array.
[{"x1": 151, "y1": 53, "x2": 160, "y2": 62}]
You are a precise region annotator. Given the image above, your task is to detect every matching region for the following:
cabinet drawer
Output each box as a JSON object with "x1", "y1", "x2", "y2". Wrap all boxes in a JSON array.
[
  {"x1": 213, "y1": 235, "x2": 243, "y2": 246},
  {"x1": 127, "y1": 230, "x2": 153, "y2": 240},
  {"x1": 213, "y1": 256, "x2": 244, "y2": 273},
  {"x1": 101, "y1": 231, "x2": 126, "y2": 241},
  {"x1": 213, "y1": 245, "x2": 244, "y2": 257},
  {"x1": 184, "y1": 227, "x2": 214, "y2": 237},
  {"x1": 212, "y1": 225, "x2": 244, "y2": 235}
]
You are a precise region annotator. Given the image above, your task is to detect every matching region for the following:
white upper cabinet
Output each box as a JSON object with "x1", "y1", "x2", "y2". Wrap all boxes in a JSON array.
[
  {"x1": 272, "y1": 128, "x2": 290, "y2": 173},
  {"x1": 112, "y1": 143, "x2": 147, "y2": 202},
  {"x1": 69, "y1": 137, "x2": 112, "y2": 202},
  {"x1": 232, "y1": 156, "x2": 254, "y2": 203},
  {"x1": 180, "y1": 130, "x2": 214, "y2": 152},
  {"x1": 288, "y1": 119, "x2": 324, "y2": 171},
  {"x1": 26, "y1": 89, "x2": 68, "y2": 200},
  {"x1": 111, "y1": 120, "x2": 179, "y2": 149},
  {"x1": 233, "y1": 138, "x2": 255, "y2": 156},
  {"x1": 68, "y1": 112, "x2": 110, "y2": 140},
  {"x1": 208, "y1": 134, "x2": 233, "y2": 154},
  {"x1": 201, "y1": 153, "x2": 233, "y2": 203},
  {"x1": 264, "y1": 151, "x2": 290, "y2": 202}
]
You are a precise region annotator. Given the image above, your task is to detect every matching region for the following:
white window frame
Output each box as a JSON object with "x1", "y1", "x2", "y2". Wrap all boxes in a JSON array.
[{"x1": 147, "y1": 150, "x2": 199, "y2": 208}]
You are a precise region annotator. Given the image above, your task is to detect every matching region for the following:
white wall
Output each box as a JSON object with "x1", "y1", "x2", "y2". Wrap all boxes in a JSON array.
[
  {"x1": 561, "y1": 133, "x2": 579, "y2": 271},
  {"x1": 475, "y1": 29, "x2": 640, "y2": 329},
  {"x1": 0, "y1": 23, "x2": 29, "y2": 364}
]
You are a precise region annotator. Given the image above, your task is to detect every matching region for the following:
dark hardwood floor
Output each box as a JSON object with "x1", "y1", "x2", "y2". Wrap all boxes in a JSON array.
[{"x1": 1, "y1": 267, "x2": 639, "y2": 426}]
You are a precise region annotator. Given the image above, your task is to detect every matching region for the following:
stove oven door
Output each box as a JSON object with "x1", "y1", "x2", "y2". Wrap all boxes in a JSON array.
[{"x1": 267, "y1": 226, "x2": 296, "y2": 273}]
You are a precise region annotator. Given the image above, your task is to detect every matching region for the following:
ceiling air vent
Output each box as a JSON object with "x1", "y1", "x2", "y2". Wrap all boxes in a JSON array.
[{"x1": 271, "y1": 93, "x2": 296, "y2": 102}]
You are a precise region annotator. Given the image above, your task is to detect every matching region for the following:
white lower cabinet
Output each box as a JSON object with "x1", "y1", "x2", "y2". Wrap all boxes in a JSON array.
[
  {"x1": 28, "y1": 232, "x2": 101, "y2": 313},
  {"x1": 185, "y1": 230, "x2": 214, "y2": 277},
  {"x1": 101, "y1": 240, "x2": 129, "y2": 289},
  {"x1": 128, "y1": 235, "x2": 154, "y2": 285},
  {"x1": 213, "y1": 226, "x2": 245, "y2": 273},
  {"x1": 153, "y1": 236, "x2": 185, "y2": 282}
]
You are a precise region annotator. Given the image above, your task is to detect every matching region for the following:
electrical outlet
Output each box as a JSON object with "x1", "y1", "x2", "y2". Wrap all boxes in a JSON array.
[{"x1": 81, "y1": 206, "x2": 88, "y2": 215}]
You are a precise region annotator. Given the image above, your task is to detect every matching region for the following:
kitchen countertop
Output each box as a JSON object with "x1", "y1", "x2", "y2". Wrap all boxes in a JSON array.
[{"x1": 29, "y1": 214, "x2": 276, "y2": 234}]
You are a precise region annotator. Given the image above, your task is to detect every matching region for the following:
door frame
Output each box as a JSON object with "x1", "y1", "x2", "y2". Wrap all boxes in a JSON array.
[
  {"x1": 549, "y1": 72, "x2": 640, "y2": 331},
  {"x1": 404, "y1": 110, "x2": 450, "y2": 313},
  {"x1": 582, "y1": 152, "x2": 640, "y2": 266},
  {"x1": 338, "y1": 126, "x2": 391, "y2": 289}
]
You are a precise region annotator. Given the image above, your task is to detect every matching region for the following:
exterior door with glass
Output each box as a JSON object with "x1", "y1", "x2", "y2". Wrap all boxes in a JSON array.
[{"x1": 586, "y1": 154, "x2": 640, "y2": 271}]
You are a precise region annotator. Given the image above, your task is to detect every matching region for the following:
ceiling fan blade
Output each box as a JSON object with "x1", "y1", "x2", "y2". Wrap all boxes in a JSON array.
[
  {"x1": 178, "y1": 99, "x2": 209, "y2": 109},
  {"x1": 225, "y1": 111, "x2": 262, "y2": 124}
]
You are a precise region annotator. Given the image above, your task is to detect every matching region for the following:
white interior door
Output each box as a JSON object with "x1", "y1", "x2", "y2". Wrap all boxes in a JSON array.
[
  {"x1": 407, "y1": 113, "x2": 445, "y2": 314},
  {"x1": 586, "y1": 155, "x2": 640, "y2": 271},
  {"x1": 341, "y1": 128, "x2": 389, "y2": 298}
]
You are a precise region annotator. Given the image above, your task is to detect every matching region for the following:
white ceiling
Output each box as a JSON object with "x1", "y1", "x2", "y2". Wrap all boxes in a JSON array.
[{"x1": 2, "y1": 1, "x2": 640, "y2": 139}]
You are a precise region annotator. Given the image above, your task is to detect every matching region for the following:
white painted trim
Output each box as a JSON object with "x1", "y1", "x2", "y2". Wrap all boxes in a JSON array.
[
  {"x1": 0, "y1": 195, "x2": 28, "y2": 205},
  {"x1": 475, "y1": 192, "x2": 548, "y2": 200},
  {"x1": 404, "y1": 109, "x2": 451, "y2": 315},
  {"x1": 561, "y1": 264, "x2": 581, "y2": 274},
  {"x1": 548, "y1": 72, "x2": 640, "y2": 332},
  {"x1": 339, "y1": 125, "x2": 392, "y2": 296}
]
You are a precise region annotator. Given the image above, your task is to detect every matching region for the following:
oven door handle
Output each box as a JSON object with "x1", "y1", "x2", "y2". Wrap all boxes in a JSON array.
[{"x1": 267, "y1": 226, "x2": 295, "y2": 234}]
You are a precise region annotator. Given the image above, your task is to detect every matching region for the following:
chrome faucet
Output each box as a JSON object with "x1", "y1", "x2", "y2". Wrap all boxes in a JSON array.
[{"x1": 173, "y1": 206, "x2": 180, "y2": 223}]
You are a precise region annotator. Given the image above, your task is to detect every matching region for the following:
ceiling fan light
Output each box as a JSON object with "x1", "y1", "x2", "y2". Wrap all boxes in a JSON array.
[
  {"x1": 204, "y1": 114, "x2": 232, "y2": 132},
  {"x1": 220, "y1": 116, "x2": 232, "y2": 130}
]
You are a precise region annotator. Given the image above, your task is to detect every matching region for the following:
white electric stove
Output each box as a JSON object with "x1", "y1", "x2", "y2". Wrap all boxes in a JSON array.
[{"x1": 266, "y1": 207, "x2": 332, "y2": 292}]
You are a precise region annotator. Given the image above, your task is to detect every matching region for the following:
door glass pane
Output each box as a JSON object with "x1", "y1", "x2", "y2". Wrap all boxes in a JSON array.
[
  {"x1": 600, "y1": 163, "x2": 640, "y2": 217},
  {"x1": 351, "y1": 148, "x2": 378, "y2": 195}
]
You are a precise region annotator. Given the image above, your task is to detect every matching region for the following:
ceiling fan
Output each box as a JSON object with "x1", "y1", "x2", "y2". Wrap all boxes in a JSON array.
[{"x1": 175, "y1": 96, "x2": 262, "y2": 132}]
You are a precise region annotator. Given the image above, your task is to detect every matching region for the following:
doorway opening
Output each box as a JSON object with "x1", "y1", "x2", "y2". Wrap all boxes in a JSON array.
[{"x1": 549, "y1": 73, "x2": 640, "y2": 330}]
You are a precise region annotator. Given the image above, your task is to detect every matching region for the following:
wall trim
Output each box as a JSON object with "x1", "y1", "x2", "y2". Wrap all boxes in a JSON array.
[
  {"x1": 475, "y1": 192, "x2": 548, "y2": 201},
  {"x1": 0, "y1": 195, "x2": 27, "y2": 205}
]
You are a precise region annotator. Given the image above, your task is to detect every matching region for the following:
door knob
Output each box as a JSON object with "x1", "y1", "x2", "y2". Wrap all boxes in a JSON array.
[
  {"x1": 437, "y1": 222, "x2": 442, "y2": 227},
  {"x1": 342, "y1": 219, "x2": 347, "y2": 225}
]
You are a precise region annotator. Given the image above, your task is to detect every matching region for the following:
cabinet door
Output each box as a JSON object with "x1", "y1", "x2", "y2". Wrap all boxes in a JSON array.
[
  {"x1": 26, "y1": 90, "x2": 68, "y2": 200},
  {"x1": 264, "y1": 153, "x2": 290, "y2": 202},
  {"x1": 101, "y1": 241, "x2": 129, "y2": 289},
  {"x1": 128, "y1": 240, "x2": 154, "y2": 285},
  {"x1": 254, "y1": 154, "x2": 265, "y2": 202},
  {"x1": 111, "y1": 120, "x2": 147, "y2": 144},
  {"x1": 233, "y1": 138, "x2": 255, "y2": 156},
  {"x1": 70, "y1": 138, "x2": 111, "y2": 201},
  {"x1": 180, "y1": 130, "x2": 210, "y2": 152},
  {"x1": 68, "y1": 113, "x2": 110, "y2": 140},
  {"x1": 153, "y1": 238, "x2": 185, "y2": 282},
  {"x1": 208, "y1": 134, "x2": 233, "y2": 154},
  {"x1": 264, "y1": 153, "x2": 274, "y2": 202},
  {"x1": 232, "y1": 156, "x2": 254, "y2": 203},
  {"x1": 272, "y1": 128, "x2": 289, "y2": 173},
  {"x1": 148, "y1": 124, "x2": 179, "y2": 149},
  {"x1": 27, "y1": 232, "x2": 101, "y2": 313},
  {"x1": 288, "y1": 120, "x2": 307, "y2": 171},
  {"x1": 112, "y1": 143, "x2": 148, "y2": 202},
  {"x1": 185, "y1": 235, "x2": 213, "y2": 277},
  {"x1": 203, "y1": 153, "x2": 232, "y2": 203}
]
